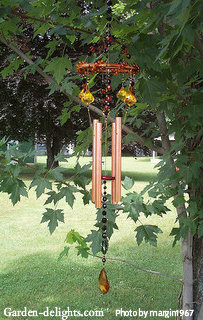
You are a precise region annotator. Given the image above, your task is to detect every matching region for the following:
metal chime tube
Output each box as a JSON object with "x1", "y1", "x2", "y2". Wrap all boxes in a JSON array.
[
  {"x1": 111, "y1": 122, "x2": 116, "y2": 204},
  {"x1": 115, "y1": 117, "x2": 122, "y2": 202},
  {"x1": 95, "y1": 122, "x2": 102, "y2": 208},
  {"x1": 92, "y1": 119, "x2": 99, "y2": 203}
]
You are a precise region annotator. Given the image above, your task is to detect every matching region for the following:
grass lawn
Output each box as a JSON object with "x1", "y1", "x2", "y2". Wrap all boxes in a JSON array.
[{"x1": 0, "y1": 156, "x2": 182, "y2": 320}]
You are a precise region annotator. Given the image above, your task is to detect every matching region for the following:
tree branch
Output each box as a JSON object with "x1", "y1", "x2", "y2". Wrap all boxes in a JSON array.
[
  {"x1": 10, "y1": 11, "x2": 94, "y2": 35},
  {"x1": 89, "y1": 253, "x2": 183, "y2": 282},
  {"x1": 0, "y1": 36, "x2": 164, "y2": 154}
]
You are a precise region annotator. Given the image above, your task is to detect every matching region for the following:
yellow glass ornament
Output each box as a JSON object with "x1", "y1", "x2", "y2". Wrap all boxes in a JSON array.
[
  {"x1": 98, "y1": 267, "x2": 110, "y2": 294},
  {"x1": 124, "y1": 92, "x2": 137, "y2": 107},
  {"x1": 79, "y1": 89, "x2": 85, "y2": 99},
  {"x1": 81, "y1": 89, "x2": 94, "y2": 106},
  {"x1": 116, "y1": 87, "x2": 127, "y2": 101}
]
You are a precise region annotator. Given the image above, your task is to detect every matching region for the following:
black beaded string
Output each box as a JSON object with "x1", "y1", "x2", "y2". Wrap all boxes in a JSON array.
[{"x1": 101, "y1": 180, "x2": 108, "y2": 265}]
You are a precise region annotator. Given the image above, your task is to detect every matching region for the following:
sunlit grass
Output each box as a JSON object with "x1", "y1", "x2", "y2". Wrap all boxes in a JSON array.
[{"x1": 0, "y1": 157, "x2": 182, "y2": 320}]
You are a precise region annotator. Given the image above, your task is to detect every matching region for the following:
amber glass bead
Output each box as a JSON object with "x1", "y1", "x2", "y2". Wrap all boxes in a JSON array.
[
  {"x1": 81, "y1": 89, "x2": 95, "y2": 106},
  {"x1": 98, "y1": 268, "x2": 109, "y2": 294},
  {"x1": 124, "y1": 92, "x2": 137, "y2": 107},
  {"x1": 117, "y1": 87, "x2": 127, "y2": 101},
  {"x1": 130, "y1": 86, "x2": 135, "y2": 92},
  {"x1": 83, "y1": 83, "x2": 87, "y2": 89},
  {"x1": 101, "y1": 98, "x2": 106, "y2": 104}
]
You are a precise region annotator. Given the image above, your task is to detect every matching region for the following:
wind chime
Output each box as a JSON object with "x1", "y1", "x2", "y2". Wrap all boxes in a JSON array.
[{"x1": 76, "y1": 0, "x2": 140, "y2": 294}]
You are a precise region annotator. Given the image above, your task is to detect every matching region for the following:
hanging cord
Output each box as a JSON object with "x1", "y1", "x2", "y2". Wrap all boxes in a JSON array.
[
  {"x1": 123, "y1": 109, "x2": 128, "y2": 124},
  {"x1": 87, "y1": 106, "x2": 92, "y2": 126}
]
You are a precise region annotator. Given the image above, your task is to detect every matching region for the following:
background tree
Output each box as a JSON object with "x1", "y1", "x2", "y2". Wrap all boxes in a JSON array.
[{"x1": 0, "y1": 1, "x2": 202, "y2": 319}]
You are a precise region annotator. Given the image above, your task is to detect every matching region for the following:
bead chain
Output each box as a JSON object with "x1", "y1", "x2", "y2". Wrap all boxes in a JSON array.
[{"x1": 101, "y1": 180, "x2": 108, "y2": 265}]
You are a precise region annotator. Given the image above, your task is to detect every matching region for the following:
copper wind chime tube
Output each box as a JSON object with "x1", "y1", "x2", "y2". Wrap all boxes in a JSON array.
[{"x1": 92, "y1": 118, "x2": 122, "y2": 209}]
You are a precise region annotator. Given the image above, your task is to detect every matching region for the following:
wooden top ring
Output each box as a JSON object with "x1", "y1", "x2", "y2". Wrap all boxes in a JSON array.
[{"x1": 76, "y1": 60, "x2": 140, "y2": 76}]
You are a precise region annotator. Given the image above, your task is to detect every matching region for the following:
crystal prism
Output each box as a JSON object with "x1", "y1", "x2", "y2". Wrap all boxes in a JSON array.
[
  {"x1": 124, "y1": 92, "x2": 137, "y2": 107},
  {"x1": 81, "y1": 89, "x2": 95, "y2": 106},
  {"x1": 98, "y1": 267, "x2": 110, "y2": 294},
  {"x1": 116, "y1": 87, "x2": 127, "y2": 101}
]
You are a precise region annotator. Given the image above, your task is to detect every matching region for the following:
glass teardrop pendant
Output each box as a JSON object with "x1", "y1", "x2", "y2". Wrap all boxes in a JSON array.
[
  {"x1": 81, "y1": 89, "x2": 95, "y2": 106},
  {"x1": 98, "y1": 267, "x2": 110, "y2": 294}
]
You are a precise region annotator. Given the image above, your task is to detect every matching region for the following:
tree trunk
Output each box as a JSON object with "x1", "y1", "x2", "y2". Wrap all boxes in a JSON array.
[
  {"x1": 46, "y1": 135, "x2": 61, "y2": 169},
  {"x1": 181, "y1": 231, "x2": 193, "y2": 320},
  {"x1": 193, "y1": 235, "x2": 203, "y2": 320}
]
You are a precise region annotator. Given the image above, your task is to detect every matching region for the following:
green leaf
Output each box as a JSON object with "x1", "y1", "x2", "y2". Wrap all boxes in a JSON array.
[
  {"x1": 41, "y1": 208, "x2": 64, "y2": 234},
  {"x1": 57, "y1": 108, "x2": 71, "y2": 126},
  {"x1": 73, "y1": 176, "x2": 91, "y2": 190},
  {"x1": 0, "y1": 176, "x2": 28, "y2": 205},
  {"x1": 30, "y1": 177, "x2": 52, "y2": 198},
  {"x1": 1, "y1": 58, "x2": 24, "y2": 78},
  {"x1": 139, "y1": 78, "x2": 165, "y2": 106},
  {"x1": 44, "y1": 190, "x2": 64, "y2": 206},
  {"x1": 86, "y1": 230, "x2": 102, "y2": 255},
  {"x1": 198, "y1": 221, "x2": 203, "y2": 238},
  {"x1": 65, "y1": 229, "x2": 87, "y2": 247},
  {"x1": 44, "y1": 57, "x2": 72, "y2": 84},
  {"x1": 135, "y1": 225, "x2": 163, "y2": 247},
  {"x1": 54, "y1": 152, "x2": 69, "y2": 162},
  {"x1": 47, "y1": 82, "x2": 60, "y2": 95},
  {"x1": 81, "y1": 189, "x2": 91, "y2": 205},
  {"x1": 123, "y1": 176, "x2": 134, "y2": 190},
  {"x1": 76, "y1": 246, "x2": 90, "y2": 258},
  {"x1": 64, "y1": 187, "x2": 76, "y2": 208},
  {"x1": 58, "y1": 246, "x2": 70, "y2": 261},
  {"x1": 50, "y1": 167, "x2": 67, "y2": 181},
  {"x1": 60, "y1": 80, "x2": 78, "y2": 95},
  {"x1": 45, "y1": 39, "x2": 59, "y2": 59}
]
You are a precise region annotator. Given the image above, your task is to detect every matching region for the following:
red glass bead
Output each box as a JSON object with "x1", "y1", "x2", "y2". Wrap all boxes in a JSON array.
[
  {"x1": 123, "y1": 48, "x2": 129, "y2": 55},
  {"x1": 104, "y1": 106, "x2": 110, "y2": 110},
  {"x1": 106, "y1": 95, "x2": 112, "y2": 102},
  {"x1": 83, "y1": 83, "x2": 87, "y2": 89},
  {"x1": 101, "y1": 88, "x2": 106, "y2": 94},
  {"x1": 107, "y1": 84, "x2": 112, "y2": 91},
  {"x1": 101, "y1": 98, "x2": 106, "y2": 104},
  {"x1": 104, "y1": 44, "x2": 108, "y2": 49},
  {"x1": 90, "y1": 46, "x2": 95, "y2": 53},
  {"x1": 106, "y1": 36, "x2": 111, "y2": 42}
]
